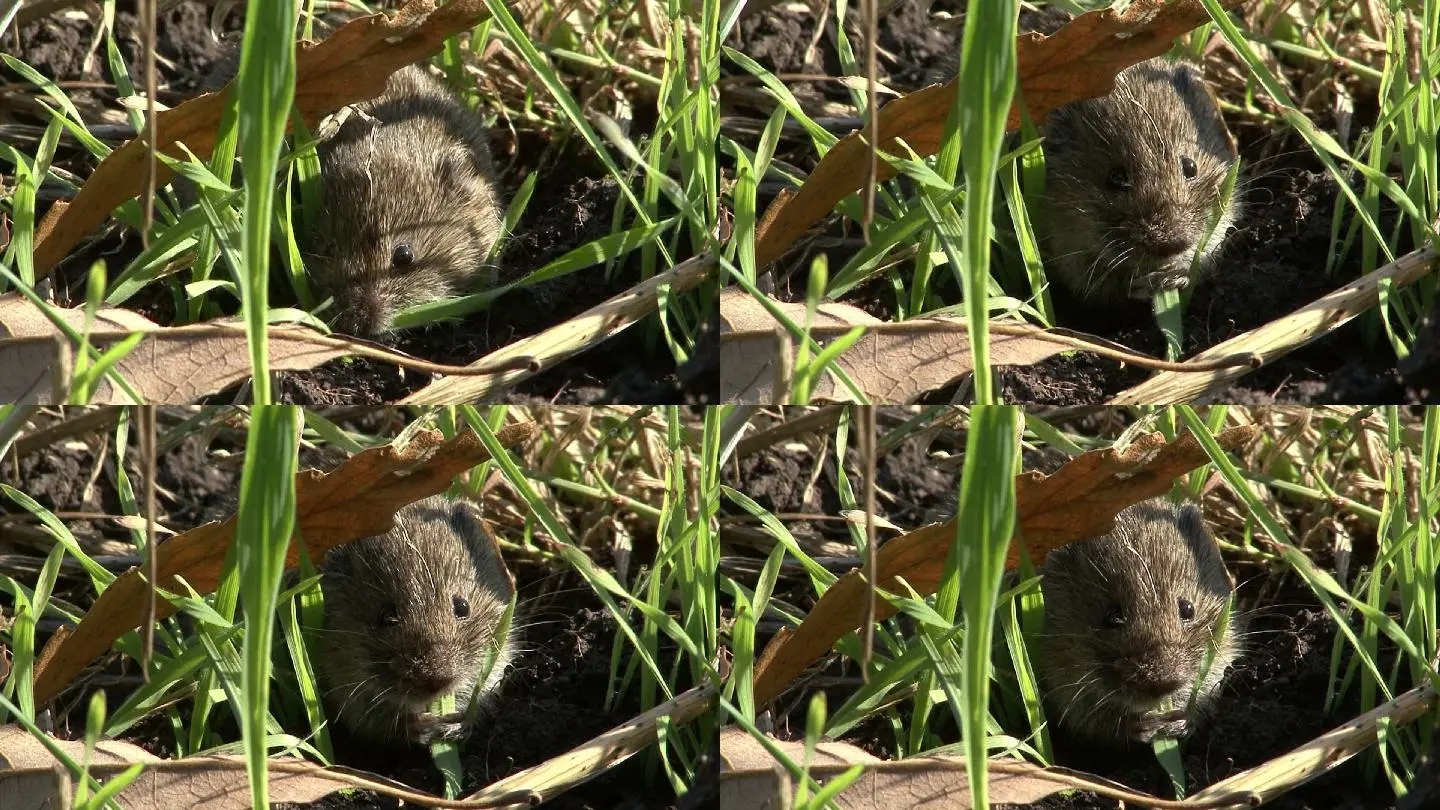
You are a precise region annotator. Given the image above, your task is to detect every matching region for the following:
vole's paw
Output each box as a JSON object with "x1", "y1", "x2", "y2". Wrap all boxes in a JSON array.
[
  {"x1": 1127, "y1": 709, "x2": 1190, "y2": 743},
  {"x1": 1128, "y1": 271, "x2": 1192, "y2": 300},
  {"x1": 408, "y1": 711, "x2": 468, "y2": 745}
]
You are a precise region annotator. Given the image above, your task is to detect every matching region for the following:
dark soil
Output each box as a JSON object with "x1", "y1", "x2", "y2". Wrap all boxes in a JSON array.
[
  {"x1": 0, "y1": 408, "x2": 693, "y2": 809},
  {"x1": 725, "y1": 0, "x2": 1435, "y2": 405},
  {"x1": 721, "y1": 414, "x2": 1405, "y2": 810},
  {"x1": 2, "y1": 2, "x2": 713, "y2": 406}
]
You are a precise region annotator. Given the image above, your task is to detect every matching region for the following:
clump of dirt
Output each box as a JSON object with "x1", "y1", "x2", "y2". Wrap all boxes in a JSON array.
[
  {"x1": 724, "y1": 0, "x2": 1427, "y2": 404},
  {"x1": 2, "y1": 3, "x2": 710, "y2": 405}
]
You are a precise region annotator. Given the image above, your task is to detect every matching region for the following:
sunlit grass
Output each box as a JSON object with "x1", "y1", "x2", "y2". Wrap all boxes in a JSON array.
[
  {"x1": 719, "y1": 0, "x2": 1440, "y2": 398},
  {"x1": 0, "y1": 0, "x2": 717, "y2": 398},
  {"x1": 718, "y1": 404, "x2": 1438, "y2": 804},
  {"x1": 0, "y1": 404, "x2": 718, "y2": 806}
]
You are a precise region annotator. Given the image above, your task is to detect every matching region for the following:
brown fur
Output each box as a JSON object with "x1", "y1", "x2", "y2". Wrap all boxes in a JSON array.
[
  {"x1": 315, "y1": 495, "x2": 516, "y2": 745},
  {"x1": 1036, "y1": 498, "x2": 1240, "y2": 743},
  {"x1": 304, "y1": 65, "x2": 506, "y2": 337},
  {"x1": 1040, "y1": 58, "x2": 1241, "y2": 303}
]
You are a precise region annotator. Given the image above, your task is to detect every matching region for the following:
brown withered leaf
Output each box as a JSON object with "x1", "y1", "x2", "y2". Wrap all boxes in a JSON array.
[
  {"x1": 719, "y1": 287, "x2": 1171, "y2": 402},
  {"x1": 750, "y1": 424, "x2": 1261, "y2": 707},
  {"x1": 32, "y1": 421, "x2": 540, "y2": 706},
  {"x1": 753, "y1": 0, "x2": 1247, "y2": 269},
  {"x1": 33, "y1": 0, "x2": 493, "y2": 274},
  {"x1": 0, "y1": 726, "x2": 341, "y2": 810},
  {"x1": 720, "y1": 727, "x2": 1066, "y2": 809},
  {"x1": 0, "y1": 294, "x2": 347, "y2": 404}
]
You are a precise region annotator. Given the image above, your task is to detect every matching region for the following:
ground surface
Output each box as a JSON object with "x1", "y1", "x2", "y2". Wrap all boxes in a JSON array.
[
  {"x1": 1, "y1": 411, "x2": 689, "y2": 809},
  {"x1": 720, "y1": 413, "x2": 1402, "y2": 810},
  {"x1": 2, "y1": 2, "x2": 713, "y2": 405},
  {"x1": 725, "y1": 0, "x2": 1435, "y2": 404}
]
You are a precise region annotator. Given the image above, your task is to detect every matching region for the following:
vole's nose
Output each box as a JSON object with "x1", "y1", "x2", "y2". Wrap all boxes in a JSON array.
[
  {"x1": 332, "y1": 289, "x2": 389, "y2": 339},
  {"x1": 417, "y1": 674, "x2": 456, "y2": 698},
  {"x1": 1145, "y1": 235, "x2": 1191, "y2": 261},
  {"x1": 1131, "y1": 671, "x2": 1186, "y2": 700},
  {"x1": 1115, "y1": 655, "x2": 1188, "y2": 699}
]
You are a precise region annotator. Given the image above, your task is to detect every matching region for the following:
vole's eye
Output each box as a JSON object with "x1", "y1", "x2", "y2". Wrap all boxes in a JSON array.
[
  {"x1": 1178, "y1": 598, "x2": 1196, "y2": 621},
  {"x1": 378, "y1": 603, "x2": 400, "y2": 626},
  {"x1": 1106, "y1": 166, "x2": 1130, "y2": 191},
  {"x1": 1181, "y1": 156, "x2": 1198, "y2": 179},
  {"x1": 452, "y1": 595, "x2": 471, "y2": 619},
  {"x1": 1103, "y1": 607, "x2": 1125, "y2": 628},
  {"x1": 391, "y1": 243, "x2": 415, "y2": 269}
]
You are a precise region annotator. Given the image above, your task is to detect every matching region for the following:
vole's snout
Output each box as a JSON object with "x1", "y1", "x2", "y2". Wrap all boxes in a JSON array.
[
  {"x1": 1115, "y1": 655, "x2": 1188, "y2": 701},
  {"x1": 332, "y1": 288, "x2": 393, "y2": 339},
  {"x1": 391, "y1": 657, "x2": 457, "y2": 700},
  {"x1": 1143, "y1": 233, "x2": 1192, "y2": 262},
  {"x1": 416, "y1": 673, "x2": 456, "y2": 699}
]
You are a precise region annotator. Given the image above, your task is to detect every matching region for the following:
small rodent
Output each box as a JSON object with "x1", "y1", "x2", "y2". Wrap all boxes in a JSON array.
[
  {"x1": 314, "y1": 494, "x2": 517, "y2": 745},
  {"x1": 1035, "y1": 498, "x2": 1240, "y2": 744},
  {"x1": 305, "y1": 64, "x2": 506, "y2": 337},
  {"x1": 1039, "y1": 57, "x2": 1241, "y2": 304}
]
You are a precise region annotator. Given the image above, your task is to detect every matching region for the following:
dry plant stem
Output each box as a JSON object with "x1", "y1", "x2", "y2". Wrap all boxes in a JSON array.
[
  {"x1": 141, "y1": 0, "x2": 157, "y2": 247},
  {"x1": 139, "y1": 405, "x2": 157, "y2": 678},
  {"x1": 1188, "y1": 680, "x2": 1438, "y2": 807},
  {"x1": 860, "y1": 405, "x2": 877, "y2": 679},
  {"x1": 732, "y1": 405, "x2": 848, "y2": 458},
  {"x1": 465, "y1": 681, "x2": 718, "y2": 809},
  {"x1": 1110, "y1": 243, "x2": 1439, "y2": 403},
  {"x1": 862, "y1": 0, "x2": 878, "y2": 237},
  {"x1": 401, "y1": 255, "x2": 716, "y2": 403}
]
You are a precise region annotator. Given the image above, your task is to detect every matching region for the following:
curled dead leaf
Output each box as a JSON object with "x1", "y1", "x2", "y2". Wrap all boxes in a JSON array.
[
  {"x1": 753, "y1": 0, "x2": 1247, "y2": 269},
  {"x1": 750, "y1": 424, "x2": 1261, "y2": 708},
  {"x1": 33, "y1": 0, "x2": 495, "y2": 275},
  {"x1": 31, "y1": 421, "x2": 540, "y2": 706}
]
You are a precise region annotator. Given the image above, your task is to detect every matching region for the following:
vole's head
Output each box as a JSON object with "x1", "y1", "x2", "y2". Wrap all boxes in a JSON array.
[
  {"x1": 1041, "y1": 58, "x2": 1240, "y2": 303},
  {"x1": 1038, "y1": 499, "x2": 1236, "y2": 736},
  {"x1": 304, "y1": 104, "x2": 504, "y2": 338},
  {"x1": 318, "y1": 495, "x2": 515, "y2": 716}
]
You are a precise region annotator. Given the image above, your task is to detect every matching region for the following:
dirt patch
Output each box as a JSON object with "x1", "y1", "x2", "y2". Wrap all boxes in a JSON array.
[
  {"x1": 721, "y1": 417, "x2": 1400, "y2": 810},
  {"x1": 2, "y1": 3, "x2": 711, "y2": 405},
  {"x1": 724, "y1": 0, "x2": 1431, "y2": 404},
  {"x1": 0, "y1": 411, "x2": 686, "y2": 808}
]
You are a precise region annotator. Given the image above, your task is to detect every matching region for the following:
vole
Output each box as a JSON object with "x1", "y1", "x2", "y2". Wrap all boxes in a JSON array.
[
  {"x1": 1038, "y1": 57, "x2": 1242, "y2": 304},
  {"x1": 304, "y1": 64, "x2": 507, "y2": 337},
  {"x1": 314, "y1": 494, "x2": 517, "y2": 745},
  {"x1": 1035, "y1": 497, "x2": 1240, "y2": 743},
  {"x1": 193, "y1": 53, "x2": 507, "y2": 338}
]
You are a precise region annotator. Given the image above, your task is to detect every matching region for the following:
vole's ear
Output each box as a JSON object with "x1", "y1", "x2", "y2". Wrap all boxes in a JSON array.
[
  {"x1": 1175, "y1": 502, "x2": 1209, "y2": 541},
  {"x1": 447, "y1": 497, "x2": 485, "y2": 536}
]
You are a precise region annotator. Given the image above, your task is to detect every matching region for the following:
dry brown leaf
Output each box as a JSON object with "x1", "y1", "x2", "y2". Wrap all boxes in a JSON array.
[
  {"x1": 0, "y1": 726, "x2": 342, "y2": 810},
  {"x1": 32, "y1": 422, "x2": 540, "y2": 706},
  {"x1": 720, "y1": 288, "x2": 1065, "y2": 402},
  {"x1": 750, "y1": 424, "x2": 1261, "y2": 707},
  {"x1": 0, "y1": 294, "x2": 348, "y2": 404},
  {"x1": 753, "y1": 0, "x2": 1247, "y2": 269},
  {"x1": 403, "y1": 255, "x2": 716, "y2": 404},
  {"x1": 0, "y1": 761, "x2": 69, "y2": 810},
  {"x1": 33, "y1": 0, "x2": 494, "y2": 274},
  {"x1": 1110, "y1": 243, "x2": 1438, "y2": 404},
  {"x1": 719, "y1": 728, "x2": 1178, "y2": 809},
  {"x1": 0, "y1": 725, "x2": 461, "y2": 810}
]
